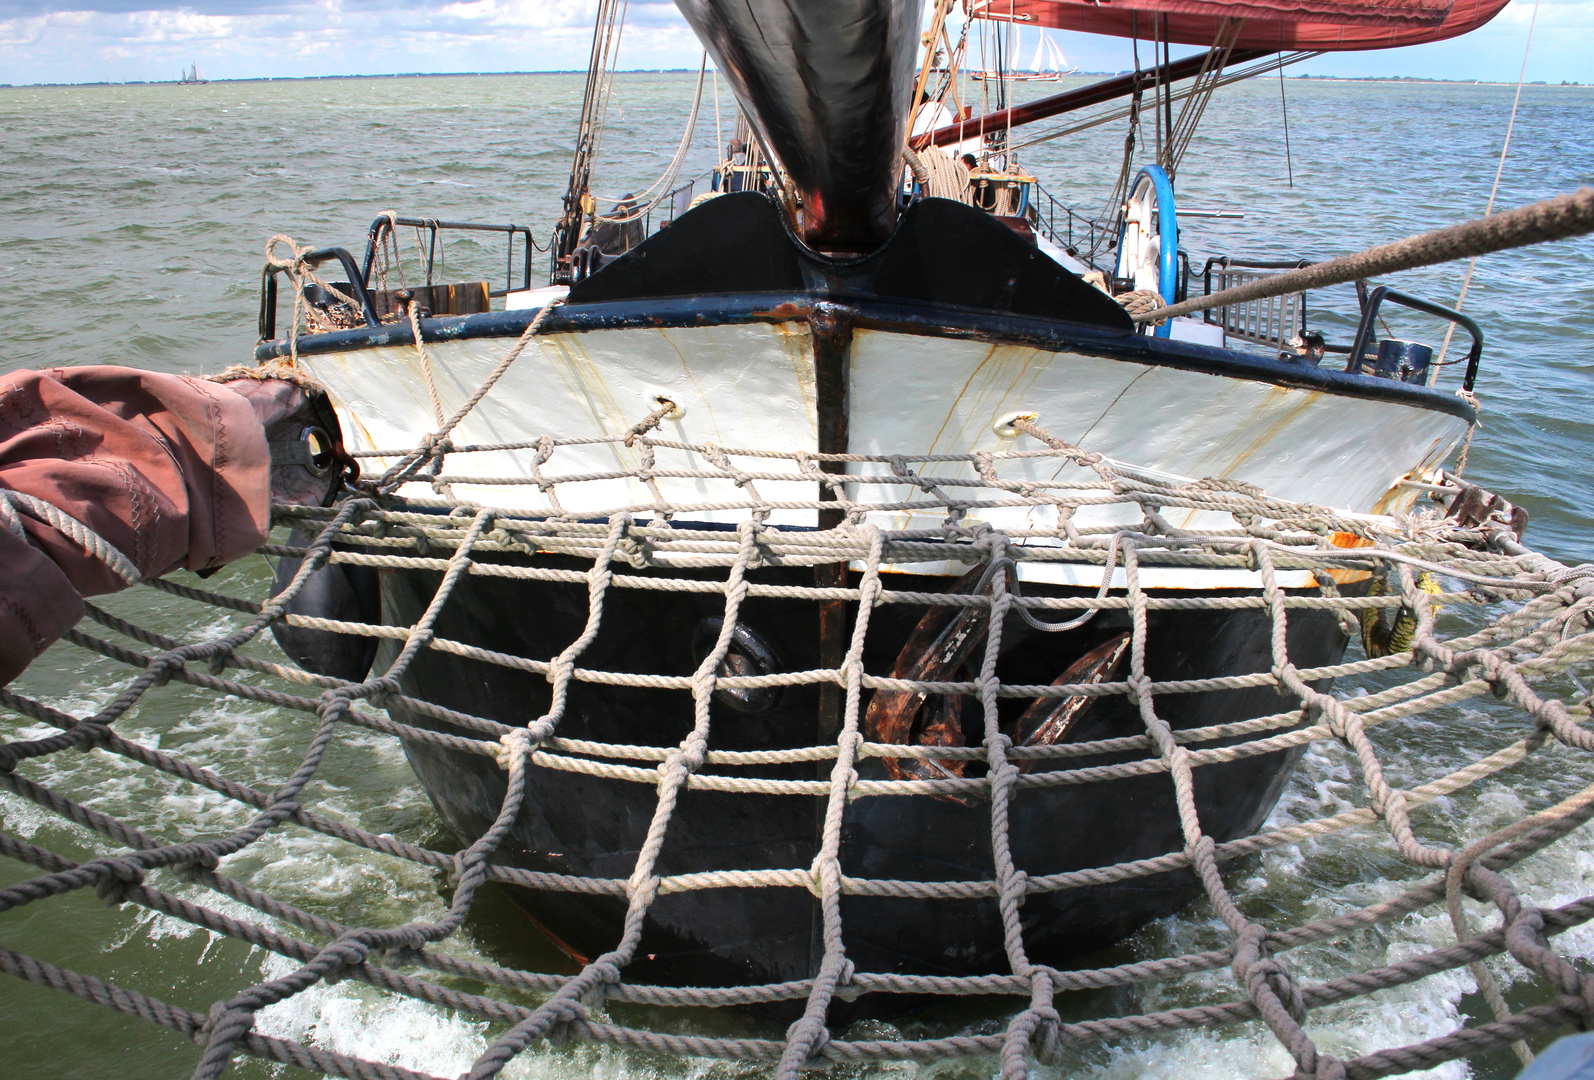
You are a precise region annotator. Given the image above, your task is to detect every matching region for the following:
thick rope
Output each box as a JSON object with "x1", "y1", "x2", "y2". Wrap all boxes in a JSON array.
[
  {"x1": 373, "y1": 296, "x2": 561, "y2": 493},
  {"x1": 593, "y1": 51, "x2": 708, "y2": 223},
  {"x1": 1136, "y1": 186, "x2": 1594, "y2": 324},
  {"x1": 0, "y1": 488, "x2": 142, "y2": 584}
]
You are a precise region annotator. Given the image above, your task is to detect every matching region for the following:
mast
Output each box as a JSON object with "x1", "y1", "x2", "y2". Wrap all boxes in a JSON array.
[{"x1": 551, "y1": 0, "x2": 627, "y2": 284}]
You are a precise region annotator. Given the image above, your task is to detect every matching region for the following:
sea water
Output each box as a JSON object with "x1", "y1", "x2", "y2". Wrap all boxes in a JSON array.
[{"x1": 1, "y1": 71, "x2": 1592, "y2": 1080}]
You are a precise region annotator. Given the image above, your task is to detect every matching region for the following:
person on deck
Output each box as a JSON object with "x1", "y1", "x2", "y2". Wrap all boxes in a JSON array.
[
  {"x1": 0, "y1": 364, "x2": 345, "y2": 687},
  {"x1": 724, "y1": 138, "x2": 749, "y2": 192}
]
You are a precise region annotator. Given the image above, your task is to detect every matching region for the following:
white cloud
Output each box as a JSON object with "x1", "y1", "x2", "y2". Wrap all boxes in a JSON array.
[
  {"x1": 0, "y1": 2, "x2": 635, "y2": 82},
  {"x1": 124, "y1": 9, "x2": 236, "y2": 41}
]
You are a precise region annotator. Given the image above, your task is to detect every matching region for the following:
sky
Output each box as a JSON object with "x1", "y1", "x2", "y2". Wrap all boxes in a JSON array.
[{"x1": 0, "y1": 0, "x2": 1588, "y2": 86}]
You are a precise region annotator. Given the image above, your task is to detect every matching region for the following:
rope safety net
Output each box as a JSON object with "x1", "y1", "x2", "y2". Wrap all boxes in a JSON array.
[{"x1": 5, "y1": 399, "x2": 1594, "y2": 1080}]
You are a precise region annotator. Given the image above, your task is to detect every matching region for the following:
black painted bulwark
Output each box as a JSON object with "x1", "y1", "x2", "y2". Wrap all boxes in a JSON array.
[
  {"x1": 672, "y1": 0, "x2": 924, "y2": 249},
  {"x1": 569, "y1": 193, "x2": 1134, "y2": 332},
  {"x1": 256, "y1": 185, "x2": 1472, "y2": 999}
]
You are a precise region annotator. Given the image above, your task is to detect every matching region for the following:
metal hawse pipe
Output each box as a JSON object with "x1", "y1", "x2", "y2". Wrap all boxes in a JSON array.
[{"x1": 673, "y1": 0, "x2": 926, "y2": 251}]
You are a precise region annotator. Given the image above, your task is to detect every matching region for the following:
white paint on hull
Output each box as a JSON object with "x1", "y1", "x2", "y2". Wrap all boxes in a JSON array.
[
  {"x1": 847, "y1": 328, "x2": 1462, "y2": 522},
  {"x1": 504, "y1": 285, "x2": 569, "y2": 310},
  {"x1": 305, "y1": 321, "x2": 823, "y2": 525},
  {"x1": 299, "y1": 320, "x2": 1467, "y2": 589}
]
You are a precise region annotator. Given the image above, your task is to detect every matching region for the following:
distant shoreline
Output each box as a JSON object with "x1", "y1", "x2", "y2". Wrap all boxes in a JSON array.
[{"x1": 0, "y1": 69, "x2": 1585, "y2": 89}]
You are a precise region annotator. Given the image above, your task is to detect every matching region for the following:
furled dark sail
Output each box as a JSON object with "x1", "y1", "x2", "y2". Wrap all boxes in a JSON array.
[{"x1": 673, "y1": 0, "x2": 925, "y2": 251}]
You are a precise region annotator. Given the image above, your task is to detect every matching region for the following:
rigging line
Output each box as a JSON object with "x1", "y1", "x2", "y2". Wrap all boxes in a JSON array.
[
  {"x1": 1004, "y1": 0, "x2": 1016, "y2": 159},
  {"x1": 1278, "y1": 53, "x2": 1295, "y2": 188},
  {"x1": 978, "y1": 13, "x2": 990, "y2": 150},
  {"x1": 1122, "y1": 20, "x2": 1141, "y2": 182},
  {"x1": 758, "y1": 131, "x2": 798, "y2": 216},
  {"x1": 931, "y1": 16, "x2": 954, "y2": 110},
  {"x1": 910, "y1": 0, "x2": 948, "y2": 129},
  {"x1": 1101, "y1": 86, "x2": 1140, "y2": 214},
  {"x1": 380, "y1": 213, "x2": 407, "y2": 291},
  {"x1": 954, "y1": 21, "x2": 968, "y2": 123},
  {"x1": 1090, "y1": 17, "x2": 1147, "y2": 256},
  {"x1": 409, "y1": 224, "x2": 430, "y2": 286},
  {"x1": 590, "y1": 0, "x2": 631, "y2": 168},
  {"x1": 557, "y1": 0, "x2": 628, "y2": 260},
  {"x1": 1165, "y1": 18, "x2": 1239, "y2": 179},
  {"x1": 713, "y1": 63, "x2": 722, "y2": 166},
  {"x1": 1008, "y1": 51, "x2": 1315, "y2": 156},
  {"x1": 594, "y1": 52, "x2": 708, "y2": 217},
  {"x1": 578, "y1": 1, "x2": 622, "y2": 169},
  {"x1": 1007, "y1": 51, "x2": 1315, "y2": 157},
  {"x1": 944, "y1": 17, "x2": 969, "y2": 136},
  {"x1": 1138, "y1": 20, "x2": 1162, "y2": 167},
  {"x1": 1434, "y1": 0, "x2": 1541, "y2": 374},
  {"x1": 908, "y1": 0, "x2": 954, "y2": 165},
  {"x1": 1152, "y1": 16, "x2": 1166, "y2": 168},
  {"x1": 1166, "y1": 32, "x2": 1215, "y2": 154},
  {"x1": 1160, "y1": 18, "x2": 1173, "y2": 171},
  {"x1": 1174, "y1": 40, "x2": 1228, "y2": 167},
  {"x1": 997, "y1": 7, "x2": 1008, "y2": 110},
  {"x1": 588, "y1": 3, "x2": 627, "y2": 165}
]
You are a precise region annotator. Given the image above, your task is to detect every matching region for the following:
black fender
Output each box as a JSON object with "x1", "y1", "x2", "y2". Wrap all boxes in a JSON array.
[{"x1": 269, "y1": 530, "x2": 381, "y2": 683}]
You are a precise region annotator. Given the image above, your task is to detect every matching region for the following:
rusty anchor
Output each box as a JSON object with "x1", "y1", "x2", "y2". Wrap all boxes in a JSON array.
[{"x1": 864, "y1": 560, "x2": 1133, "y2": 801}]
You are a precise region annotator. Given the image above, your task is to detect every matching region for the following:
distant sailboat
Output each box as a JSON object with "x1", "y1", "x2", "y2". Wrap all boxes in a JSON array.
[
  {"x1": 179, "y1": 64, "x2": 208, "y2": 85},
  {"x1": 970, "y1": 28, "x2": 1076, "y2": 81}
]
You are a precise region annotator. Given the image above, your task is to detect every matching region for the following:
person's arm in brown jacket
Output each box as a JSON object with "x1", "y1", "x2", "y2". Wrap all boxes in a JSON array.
[{"x1": 0, "y1": 364, "x2": 336, "y2": 685}]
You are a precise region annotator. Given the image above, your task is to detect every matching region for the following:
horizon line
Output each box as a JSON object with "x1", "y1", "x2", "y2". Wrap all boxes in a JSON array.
[{"x1": 1, "y1": 69, "x2": 1587, "y2": 89}]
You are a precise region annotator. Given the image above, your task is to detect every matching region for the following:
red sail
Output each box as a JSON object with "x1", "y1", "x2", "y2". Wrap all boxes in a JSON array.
[{"x1": 968, "y1": 0, "x2": 1511, "y2": 51}]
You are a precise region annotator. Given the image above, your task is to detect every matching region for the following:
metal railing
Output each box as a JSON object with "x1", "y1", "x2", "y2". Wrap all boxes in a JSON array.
[
  {"x1": 658, "y1": 168, "x2": 717, "y2": 229},
  {"x1": 1198, "y1": 259, "x2": 1486, "y2": 388},
  {"x1": 1201, "y1": 256, "x2": 1313, "y2": 349},
  {"x1": 1026, "y1": 181, "x2": 1111, "y2": 271},
  {"x1": 259, "y1": 218, "x2": 542, "y2": 341},
  {"x1": 1348, "y1": 285, "x2": 1484, "y2": 391},
  {"x1": 258, "y1": 247, "x2": 378, "y2": 341},
  {"x1": 361, "y1": 216, "x2": 537, "y2": 299}
]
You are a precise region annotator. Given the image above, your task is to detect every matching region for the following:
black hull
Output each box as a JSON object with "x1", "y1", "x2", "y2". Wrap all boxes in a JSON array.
[{"x1": 381, "y1": 551, "x2": 1348, "y2": 995}]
